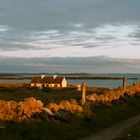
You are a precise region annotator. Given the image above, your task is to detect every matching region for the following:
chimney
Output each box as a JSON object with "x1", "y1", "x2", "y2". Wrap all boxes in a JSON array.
[
  {"x1": 41, "y1": 75, "x2": 46, "y2": 79},
  {"x1": 53, "y1": 75, "x2": 57, "y2": 79}
]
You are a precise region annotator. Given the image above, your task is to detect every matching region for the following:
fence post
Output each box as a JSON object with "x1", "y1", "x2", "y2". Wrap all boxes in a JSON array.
[
  {"x1": 123, "y1": 77, "x2": 127, "y2": 91},
  {"x1": 82, "y1": 82, "x2": 86, "y2": 106}
]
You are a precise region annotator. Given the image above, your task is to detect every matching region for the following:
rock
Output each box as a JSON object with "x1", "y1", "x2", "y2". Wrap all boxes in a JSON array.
[
  {"x1": 36, "y1": 100, "x2": 43, "y2": 110},
  {"x1": 59, "y1": 100, "x2": 71, "y2": 111},
  {"x1": 58, "y1": 100, "x2": 83, "y2": 113},
  {"x1": 86, "y1": 94, "x2": 97, "y2": 101},
  {"x1": 23, "y1": 97, "x2": 37, "y2": 108},
  {"x1": 70, "y1": 104, "x2": 77, "y2": 113},
  {"x1": 43, "y1": 107, "x2": 54, "y2": 116},
  {"x1": 0, "y1": 97, "x2": 44, "y2": 120},
  {"x1": 77, "y1": 105, "x2": 83, "y2": 113},
  {"x1": 18, "y1": 97, "x2": 43, "y2": 119},
  {"x1": 98, "y1": 94, "x2": 105, "y2": 102},
  {"x1": 46, "y1": 103, "x2": 59, "y2": 113},
  {"x1": 69, "y1": 99, "x2": 78, "y2": 105},
  {"x1": 9, "y1": 101, "x2": 17, "y2": 110}
]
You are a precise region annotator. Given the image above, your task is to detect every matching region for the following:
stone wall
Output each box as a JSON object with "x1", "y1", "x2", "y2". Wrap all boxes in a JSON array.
[
  {"x1": 86, "y1": 82, "x2": 140, "y2": 103},
  {"x1": 0, "y1": 97, "x2": 83, "y2": 121},
  {"x1": 0, "y1": 97, "x2": 43, "y2": 120}
]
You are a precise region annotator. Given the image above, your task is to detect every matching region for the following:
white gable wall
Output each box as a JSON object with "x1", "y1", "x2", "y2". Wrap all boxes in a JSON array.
[{"x1": 61, "y1": 78, "x2": 67, "y2": 87}]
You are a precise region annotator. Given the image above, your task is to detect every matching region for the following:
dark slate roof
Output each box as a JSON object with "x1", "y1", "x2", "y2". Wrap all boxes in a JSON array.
[{"x1": 30, "y1": 76, "x2": 64, "y2": 84}]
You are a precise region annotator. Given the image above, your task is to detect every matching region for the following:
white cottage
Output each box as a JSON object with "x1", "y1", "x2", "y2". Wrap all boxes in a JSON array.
[{"x1": 30, "y1": 75, "x2": 67, "y2": 89}]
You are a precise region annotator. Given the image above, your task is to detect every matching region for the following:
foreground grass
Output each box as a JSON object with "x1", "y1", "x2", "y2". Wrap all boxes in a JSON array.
[
  {"x1": 114, "y1": 121, "x2": 140, "y2": 140},
  {"x1": 0, "y1": 85, "x2": 140, "y2": 139},
  {"x1": 0, "y1": 94, "x2": 140, "y2": 139},
  {"x1": 0, "y1": 119, "x2": 87, "y2": 140}
]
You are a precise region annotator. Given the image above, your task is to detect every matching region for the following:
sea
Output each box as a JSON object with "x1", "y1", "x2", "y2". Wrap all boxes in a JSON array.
[
  {"x1": 67, "y1": 73, "x2": 140, "y2": 88},
  {"x1": 0, "y1": 73, "x2": 140, "y2": 88}
]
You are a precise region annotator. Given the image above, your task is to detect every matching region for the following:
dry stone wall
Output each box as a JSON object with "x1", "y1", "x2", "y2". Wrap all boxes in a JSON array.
[
  {"x1": 0, "y1": 82, "x2": 140, "y2": 121},
  {"x1": 0, "y1": 97, "x2": 43, "y2": 120},
  {"x1": 0, "y1": 97, "x2": 83, "y2": 121},
  {"x1": 86, "y1": 82, "x2": 140, "y2": 103}
]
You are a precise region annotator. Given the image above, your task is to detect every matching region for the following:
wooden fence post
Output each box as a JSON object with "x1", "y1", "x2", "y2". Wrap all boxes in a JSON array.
[
  {"x1": 82, "y1": 82, "x2": 86, "y2": 106},
  {"x1": 123, "y1": 77, "x2": 127, "y2": 91}
]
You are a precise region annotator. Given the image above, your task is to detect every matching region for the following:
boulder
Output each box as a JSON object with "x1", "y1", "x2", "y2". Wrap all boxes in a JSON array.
[
  {"x1": 58, "y1": 100, "x2": 83, "y2": 113},
  {"x1": 59, "y1": 100, "x2": 71, "y2": 111},
  {"x1": 42, "y1": 107, "x2": 54, "y2": 116},
  {"x1": 19, "y1": 97, "x2": 43, "y2": 118},
  {"x1": 69, "y1": 99, "x2": 78, "y2": 105},
  {"x1": 46, "y1": 103, "x2": 59, "y2": 113},
  {"x1": 86, "y1": 93, "x2": 97, "y2": 101}
]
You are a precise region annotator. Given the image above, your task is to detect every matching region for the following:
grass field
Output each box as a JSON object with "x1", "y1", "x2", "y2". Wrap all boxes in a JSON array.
[
  {"x1": 114, "y1": 121, "x2": 140, "y2": 140},
  {"x1": 0, "y1": 83, "x2": 82, "y2": 104},
  {"x1": 0, "y1": 83, "x2": 140, "y2": 140}
]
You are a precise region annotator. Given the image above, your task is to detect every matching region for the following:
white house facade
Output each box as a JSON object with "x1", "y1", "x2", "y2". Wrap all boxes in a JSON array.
[{"x1": 30, "y1": 75, "x2": 67, "y2": 89}]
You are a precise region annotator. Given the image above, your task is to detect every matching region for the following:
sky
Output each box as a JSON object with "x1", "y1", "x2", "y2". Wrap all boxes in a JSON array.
[{"x1": 0, "y1": 0, "x2": 140, "y2": 73}]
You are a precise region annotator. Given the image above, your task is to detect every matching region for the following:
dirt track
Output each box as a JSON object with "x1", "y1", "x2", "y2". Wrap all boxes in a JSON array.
[{"x1": 81, "y1": 114, "x2": 140, "y2": 140}]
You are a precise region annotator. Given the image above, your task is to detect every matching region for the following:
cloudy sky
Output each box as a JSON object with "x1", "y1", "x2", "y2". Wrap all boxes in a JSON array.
[{"x1": 0, "y1": 0, "x2": 140, "y2": 73}]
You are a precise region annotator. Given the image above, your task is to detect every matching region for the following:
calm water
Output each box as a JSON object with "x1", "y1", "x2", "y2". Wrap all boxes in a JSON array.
[
  {"x1": 68, "y1": 79, "x2": 140, "y2": 88},
  {"x1": 67, "y1": 73, "x2": 140, "y2": 88},
  {"x1": 0, "y1": 74, "x2": 140, "y2": 88}
]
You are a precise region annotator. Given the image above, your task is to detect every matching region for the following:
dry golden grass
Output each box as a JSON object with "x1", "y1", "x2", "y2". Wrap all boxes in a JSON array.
[{"x1": 0, "y1": 82, "x2": 29, "y2": 87}]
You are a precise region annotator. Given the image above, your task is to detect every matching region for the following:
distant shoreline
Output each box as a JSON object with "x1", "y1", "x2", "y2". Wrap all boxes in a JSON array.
[
  {"x1": 66, "y1": 76, "x2": 139, "y2": 80},
  {"x1": 0, "y1": 76, "x2": 139, "y2": 80}
]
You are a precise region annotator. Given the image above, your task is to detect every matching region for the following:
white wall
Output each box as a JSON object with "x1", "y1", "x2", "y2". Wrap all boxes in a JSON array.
[{"x1": 62, "y1": 78, "x2": 67, "y2": 87}]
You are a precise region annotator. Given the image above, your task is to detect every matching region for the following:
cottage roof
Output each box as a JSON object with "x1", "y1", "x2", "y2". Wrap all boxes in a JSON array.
[{"x1": 30, "y1": 76, "x2": 65, "y2": 84}]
